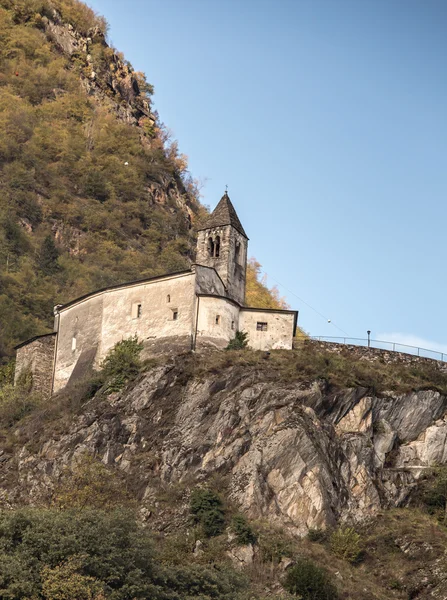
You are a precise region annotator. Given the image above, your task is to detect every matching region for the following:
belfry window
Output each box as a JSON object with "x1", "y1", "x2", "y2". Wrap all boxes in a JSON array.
[
  {"x1": 207, "y1": 236, "x2": 220, "y2": 258},
  {"x1": 256, "y1": 322, "x2": 268, "y2": 332}
]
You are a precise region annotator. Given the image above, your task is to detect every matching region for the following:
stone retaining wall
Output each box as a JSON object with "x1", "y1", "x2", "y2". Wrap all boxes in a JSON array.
[
  {"x1": 15, "y1": 334, "x2": 56, "y2": 398},
  {"x1": 304, "y1": 339, "x2": 447, "y2": 373}
]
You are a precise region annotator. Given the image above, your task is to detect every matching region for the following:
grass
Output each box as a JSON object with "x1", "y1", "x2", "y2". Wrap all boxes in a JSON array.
[{"x1": 178, "y1": 343, "x2": 447, "y2": 395}]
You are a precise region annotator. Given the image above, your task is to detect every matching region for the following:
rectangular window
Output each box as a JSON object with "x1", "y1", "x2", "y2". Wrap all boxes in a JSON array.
[
  {"x1": 256, "y1": 322, "x2": 268, "y2": 332},
  {"x1": 215, "y1": 315, "x2": 220, "y2": 325},
  {"x1": 172, "y1": 310, "x2": 178, "y2": 321},
  {"x1": 132, "y1": 303, "x2": 142, "y2": 319},
  {"x1": 231, "y1": 321, "x2": 235, "y2": 330}
]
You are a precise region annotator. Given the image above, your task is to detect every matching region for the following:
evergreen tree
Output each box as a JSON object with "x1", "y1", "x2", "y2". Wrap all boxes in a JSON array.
[{"x1": 39, "y1": 235, "x2": 59, "y2": 275}]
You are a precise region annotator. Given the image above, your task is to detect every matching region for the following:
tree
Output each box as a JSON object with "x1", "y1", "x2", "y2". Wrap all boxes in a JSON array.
[
  {"x1": 226, "y1": 330, "x2": 249, "y2": 350},
  {"x1": 39, "y1": 234, "x2": 60, "y2": 275}
]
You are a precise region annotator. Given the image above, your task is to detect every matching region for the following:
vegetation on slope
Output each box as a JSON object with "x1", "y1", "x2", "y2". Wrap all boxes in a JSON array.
[
  {"x1": 0, "y1": 0, "x2": 299, "y2": 362},
  {"x1": 0, "y1": 0, "x2": 201, "y2": 361}
]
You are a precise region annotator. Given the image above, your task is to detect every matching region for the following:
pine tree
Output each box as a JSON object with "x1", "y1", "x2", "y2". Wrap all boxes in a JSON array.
[{"x1": 39, "y1": 235, "x2": 60, "y2": 275}]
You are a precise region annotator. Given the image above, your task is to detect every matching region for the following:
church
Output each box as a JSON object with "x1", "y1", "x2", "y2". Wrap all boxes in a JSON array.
[{"x1": 14, "y1": 193, "x2": 298, "y2": 396}]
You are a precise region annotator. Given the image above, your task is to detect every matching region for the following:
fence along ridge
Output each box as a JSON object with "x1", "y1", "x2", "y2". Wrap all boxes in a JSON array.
[{"x1": 310, "y1": 336, "x2": 447, "y2": 363}]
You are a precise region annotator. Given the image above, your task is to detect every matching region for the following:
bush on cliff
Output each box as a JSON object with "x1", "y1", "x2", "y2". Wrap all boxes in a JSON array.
[
  {"x1": 101, "y1": 336, "x2": 143, "y2": 391},
  {"x1": 283, "y1": 559, "x2": 338, "y2": 599},
  {"x1": 190, "y1": 488, "x2": 226, "y2": 538},
  {"x1": 330, "y1": 527, "x2": 363, "y2": 564}
]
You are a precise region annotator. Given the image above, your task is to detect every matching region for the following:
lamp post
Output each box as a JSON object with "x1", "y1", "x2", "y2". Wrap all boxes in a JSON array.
[{"x1": 367, "y1": 330, "x2": 371, "y2": 348}]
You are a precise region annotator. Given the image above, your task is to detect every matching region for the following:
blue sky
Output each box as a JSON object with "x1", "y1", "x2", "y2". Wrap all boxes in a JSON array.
[{"x1": 87, "y1": 0, "x2": 447, "y2": 351}]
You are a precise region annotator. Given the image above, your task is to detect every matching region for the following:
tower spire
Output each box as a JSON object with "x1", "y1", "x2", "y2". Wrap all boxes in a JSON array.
[{"x1": 198, "y1": 191, "x2": 248, "y2": 239}]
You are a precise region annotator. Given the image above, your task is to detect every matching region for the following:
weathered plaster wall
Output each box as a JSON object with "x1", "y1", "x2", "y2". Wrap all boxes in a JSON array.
[
  {"x1": 240, "y1": 309, "x2": 296, "y2": 350},
  {"x1": 195, "y1": 296, "x2": 240, "y2": 349},
  {"x1": 54, "y1": 294, "x2": 104, "y2": 393},
  {"x1": 100, "y1": 272, "x2": 195, "y2": 359},
  {"x1": 54, "y1": 272, "x2": 196, "y2": 392},
  {"x1": 196, "y1": 226, "x2": 247, "y2": 305},
  {"x1": 15, "y1": 334, "x2": 56, "y2": 398}
]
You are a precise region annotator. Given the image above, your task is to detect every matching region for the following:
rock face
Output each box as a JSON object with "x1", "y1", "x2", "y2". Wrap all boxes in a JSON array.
[{"x1": 3, "y1": 358, "x2": 447, "y2": 535}]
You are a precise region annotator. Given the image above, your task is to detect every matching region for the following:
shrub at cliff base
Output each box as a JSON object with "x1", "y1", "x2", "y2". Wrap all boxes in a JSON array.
[
  {"x1": 0, "y1": 507, "x2": 247, "y2": 599},
  {"x1": 190, "y1": 488, "x2": 226, "y2": 538},
  {"x1": 329, "y1": 527, "x2": 363, "y2": 564},
  {"x1": 231, "y1": 514, "x2": 257, "y2": 545},
  {"x1": 283, "y1": 559, "x2": 338, "y2": 600}
]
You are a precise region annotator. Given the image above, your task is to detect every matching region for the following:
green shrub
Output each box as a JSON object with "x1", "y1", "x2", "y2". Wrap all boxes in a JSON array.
[
  {"x1": 101, "y1": 336, "x2": 143, "y2": 391},
  {"x1": 0, "y1": 507, "x2": 247, "y2": 599},
  {"x1": 0, "y1": 359, "x2": 15, "y2": 388},
  {"x1": 226, "y1": 331, "x2": 249, "y2": 350},
  {"x1": 231, "y1": 514, "x2": 257, "y2": 545},
  {"x1": 330, "y1": 527, "x2": 363, "y2": 564},
  {"x1": 283, "y1": 558, "x2": 338, "y2": 599},
  {"x1": 422, "y1": 467, "x2": 447, "y2": 523},
  {"x1": 0, "y1": 368, "x2": 41, "y2": 426},
  {"x1": 307, "y1": 528, "x2": 328, "y2": 543},
  {"x1": 53, "y1": 455, "x2": 135, "y2": 509},
  {"x1": 190, "y1": 488, "x2": 226, "y2": 538}
]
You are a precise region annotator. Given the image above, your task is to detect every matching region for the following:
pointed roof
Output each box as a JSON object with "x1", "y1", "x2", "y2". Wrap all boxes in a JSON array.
[{"x1": 198, "y1": 192, "x2": 248, "y2": 238}]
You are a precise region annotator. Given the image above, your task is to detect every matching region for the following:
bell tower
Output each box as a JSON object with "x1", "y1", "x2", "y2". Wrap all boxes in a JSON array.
[{"x1": 196, "y1": 192, "x2": 248, "y2": 305}]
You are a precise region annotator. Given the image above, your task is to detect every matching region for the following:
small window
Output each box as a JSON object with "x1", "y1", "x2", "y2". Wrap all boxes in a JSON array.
[
  {"x1": 172, "y1": 310, "x2": 178, "y2": 321},
  {"x1": 132, "y1": 302, "x2": 142, "y2": 319},
  {"x1": 231, "y1": 321, "x2": 235, "y2": 330},
  {"x1": 72, "y1": 336, "x2": 77, "y2": 352},
  {"x1": 167, "y1": 294, "x2": 171, "y2": 303},
  {"x1": 207, "y1": 237, "x2": 214, "y2": 257},
  {"x1": 256, "y1": 322, "x2": 268, "y2": 332},
  {"x1": 214, "y1": 235, "x2": 220, "y2": 258},
  {"x1": 215, "y1": 315, "x2": 220, "y2": 325}
]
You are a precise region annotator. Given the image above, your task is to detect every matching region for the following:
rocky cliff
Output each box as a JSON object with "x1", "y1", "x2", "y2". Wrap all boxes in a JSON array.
[
  {"x1": 3, "y1": 346, "x2": 447, "y2": 531},
  {"x1": 3, "y1": 345, "x2": 447, "y2": 598}
]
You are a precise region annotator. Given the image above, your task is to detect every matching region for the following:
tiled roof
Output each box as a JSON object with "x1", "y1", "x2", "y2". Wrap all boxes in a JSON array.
[{"x1": 199, "y1": 192, "x2": 248, "y2": 238}]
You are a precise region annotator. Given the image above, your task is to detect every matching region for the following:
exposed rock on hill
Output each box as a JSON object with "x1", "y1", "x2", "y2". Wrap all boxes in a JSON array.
[{"x1": 3, "y1": 350, "x2": 447, "y2": 537}]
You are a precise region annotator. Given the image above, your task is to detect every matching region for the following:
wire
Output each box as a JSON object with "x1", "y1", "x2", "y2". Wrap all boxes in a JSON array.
[{"x1": 260, "y1": 269, "x2": 350, "y2": 337}]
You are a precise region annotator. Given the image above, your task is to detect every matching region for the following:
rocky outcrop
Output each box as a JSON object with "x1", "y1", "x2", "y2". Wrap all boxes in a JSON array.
[{"x1": 2, "y1": 357, "x2": 447, "y2": 535}]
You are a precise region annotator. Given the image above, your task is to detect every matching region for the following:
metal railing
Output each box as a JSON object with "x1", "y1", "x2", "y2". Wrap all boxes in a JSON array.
[{"x1": 310, "y1": 336, "x2": 447, "y2": 362}]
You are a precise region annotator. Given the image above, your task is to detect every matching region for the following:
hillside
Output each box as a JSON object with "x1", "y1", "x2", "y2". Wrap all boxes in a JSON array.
[
  {"x1": 0, "y1": 0, "x2": 291, "y2": 362},
  {"x1": 2, "y1": 343, "x2": 447, "y2": 598}
]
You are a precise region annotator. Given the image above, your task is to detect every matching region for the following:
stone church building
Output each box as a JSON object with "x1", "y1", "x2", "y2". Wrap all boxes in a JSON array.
[{"x1": 15, "y1": 193, "x2": 298, "y2": 396}]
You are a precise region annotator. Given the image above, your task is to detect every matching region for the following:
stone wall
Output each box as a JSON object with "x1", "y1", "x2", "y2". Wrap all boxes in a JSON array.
[
  {"x1": 305, "y1": 339, "x2": 447, "y2": 373},
  {"x1": 196, "y1": 226, "x2": 248, "y2": 305},
  {"x1": 240, "y1": 308, "x2": 296, "y2": 350},
  {"x1": 15, "y1": 334, "x2": 56, "y2": 398}
]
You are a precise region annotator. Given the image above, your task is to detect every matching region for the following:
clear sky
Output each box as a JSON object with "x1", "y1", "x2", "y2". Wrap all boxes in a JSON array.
[{"x1": 87, "y1": 0, "x2": 447, "y2": 351}]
